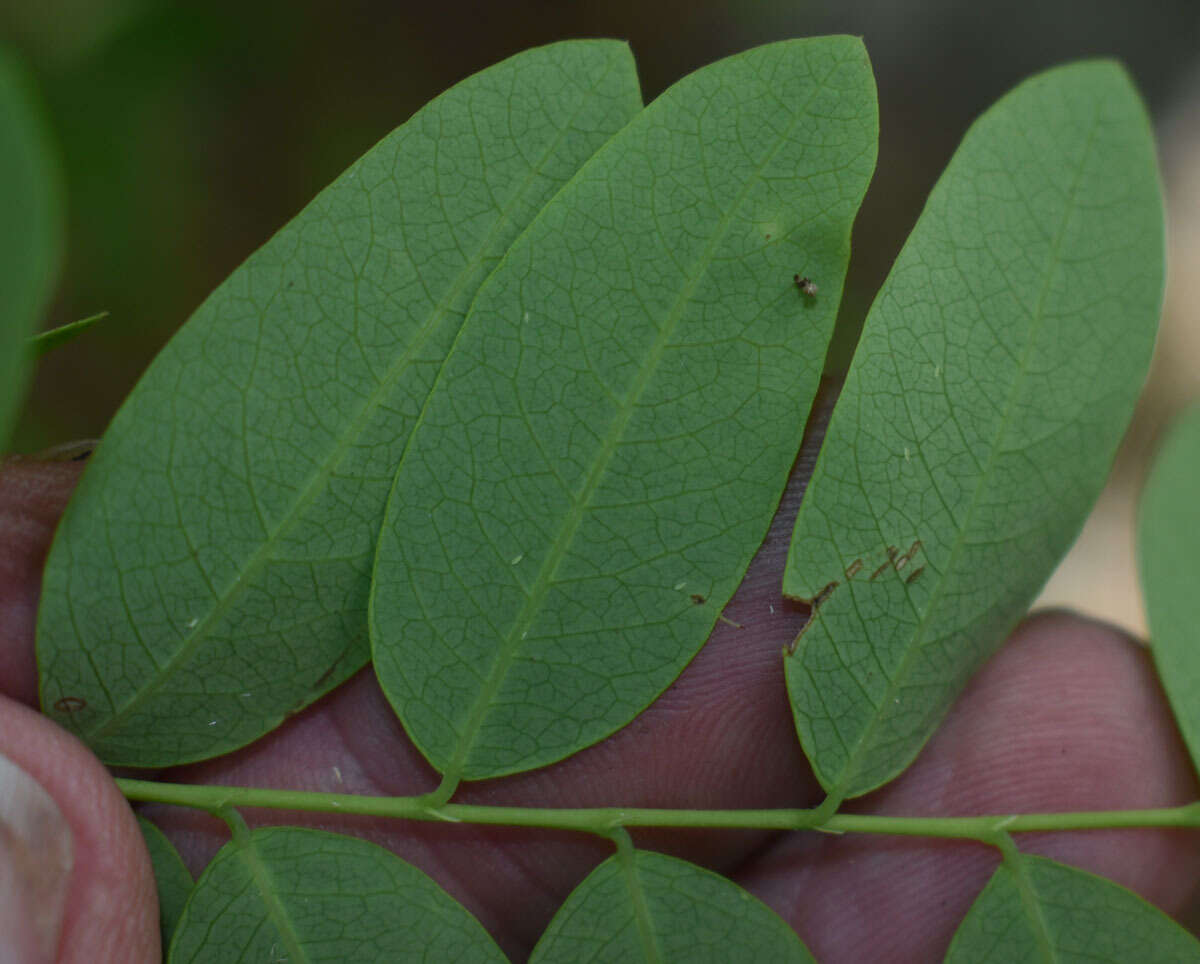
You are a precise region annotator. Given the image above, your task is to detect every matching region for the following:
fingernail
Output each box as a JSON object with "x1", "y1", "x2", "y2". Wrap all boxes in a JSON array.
[{"x1": 0, "y1": 753, "x2": 73, "y2": 964}]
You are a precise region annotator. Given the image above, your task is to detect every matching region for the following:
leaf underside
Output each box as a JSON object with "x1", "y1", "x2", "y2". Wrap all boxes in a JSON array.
[
  {"x1": 944, "y1": 853, "x2": 1200, "y2": 962},
  {"x1": 1138, "y1": 403, "x2": 1200, "y2": 777},
  {"x1": 530, "y1": 849, "x2": 814, "y2": 963},
  {"x1": 36, "y1": 40, "x2": 642, "y2": 766},
  {"x1": 137, "y1": 816, "x2": 193, "y2": 956},
  {"x1": 783, "y1": 60, "x2": 1165, "y2": 799},
  {"x1": 0, "y1": 45, "x2": 61, "y2": 449},
  {"x1": 166, "y1": 827, "x2": 505, "y2": 963},
  {"x1": 370, "y1": 35, "x2": 878, "y2": 782}
]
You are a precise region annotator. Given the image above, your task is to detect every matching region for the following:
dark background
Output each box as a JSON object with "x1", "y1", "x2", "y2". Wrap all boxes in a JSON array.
[{"x1": 3, "y1": 0, "x2": 1198, "y2": 449}]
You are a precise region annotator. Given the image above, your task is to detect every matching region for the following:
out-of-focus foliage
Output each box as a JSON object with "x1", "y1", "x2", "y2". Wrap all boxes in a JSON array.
[{"x1": 3, "y1": 0, "x2": 1194, "y2": 447}]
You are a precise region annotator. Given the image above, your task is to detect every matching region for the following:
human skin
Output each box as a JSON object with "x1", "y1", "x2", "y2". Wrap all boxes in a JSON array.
[{"x1": 2, "y1": 433, "x2": 1199, "y2": 962}]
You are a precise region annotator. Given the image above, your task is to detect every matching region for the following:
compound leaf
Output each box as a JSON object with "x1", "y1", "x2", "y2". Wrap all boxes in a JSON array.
[
  {"x1": 1138, "y1": 403, "x2": 1200, "y2": 776},
  {"x1": 783, "y1": 61, "x2": 1164, "y2": 799},
  {"x1": 167, "y1": 827, "x2": 505, "y2": 963},
  {"x1": 37, "y1": 40, "x2": 642, "y2": 765},
  {"x1": 531, "y1": 849, "x2": 814, "y2": 963},
  {"x1": 944, "y1": 853, "x2": 1200, "y2": 963},
  {"x1": 0, "y1": 44, "x2": 62, "y2": 449},
  {"x1": 370, "y1": 36, "x2": 878, "y2": 782}
]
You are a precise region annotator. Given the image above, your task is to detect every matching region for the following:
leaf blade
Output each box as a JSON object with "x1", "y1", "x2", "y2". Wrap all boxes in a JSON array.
[
  {"x1": 371, "y1": 36, "x2": 879, "y2": 781},
  {"x1": 783, "y1": 61, "x2": 1165, "y2": 798},
  {"x1": 944, "y1": 853, "x2": 1200, "y2": 963},
  {"x1": 167, "y1": 827, "x2": 506, "y2": 963},
  {"x1": 530, "y1": 850, "x2": 814, "y2": 963},
  {"x1": 136, "y1": 816, "x2": 193, "y2": 955},
  {"x1": 37, "y1": 40, "x2": 642, "y2": 766},
  {"x1": 1138, "y1": 403, "x2": 1200, "y2": 777},
  {"x1": 0, "y1": 44, "x2": 62, "y2": 449}
]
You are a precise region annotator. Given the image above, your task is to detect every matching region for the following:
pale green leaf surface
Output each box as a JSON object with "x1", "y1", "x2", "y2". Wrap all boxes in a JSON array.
[
  {"x1": 370, "y1": 36, "x2": 877, "y2": 781},
  {"x1": 944, "y1": 853, "x2": 1200, "y2": 963},
  {"x1": 137, "y1": 816, "x2": 193, "y2": 955},
  {"x1": 36, "y1": 40, "x2": 641, "y2": 766},
  {"x1": 530, "y1": 850, "x2": 814, "y2": 963},
  {"x1": 167, "y1": 827, "x2": 505, "y2": 963},
  {"x1": 1139, "y1": 402, "x2": 1200, "y2": 776},
  {"x1": 0, "y1": 45, "x2": 62, "y2": 448},
  {"x1": 28, "y1": 309, "x2": 107, "y2": 358},
  {"x1": 783, "y1": 61, "x2": 1164, "y2": 798}
]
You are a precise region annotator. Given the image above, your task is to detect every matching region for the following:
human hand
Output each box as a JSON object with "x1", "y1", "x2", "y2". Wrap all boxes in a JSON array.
[{"x1": 2, "y1": 446, "x2": 1198, "y2": 963}]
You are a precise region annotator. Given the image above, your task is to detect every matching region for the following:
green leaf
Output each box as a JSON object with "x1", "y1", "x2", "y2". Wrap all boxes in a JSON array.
[
  {"x1": 531, "y1": 850, "x2": 814, "y2": 963},
  {"x1": 1138, "y1": 402, "x2": 1200, "y2": 776},
  {"x1": 782, "y1": 60, "x2": 1164, "y2": 799},
  {"x1": 166, "y1": 826, "x2": 505, "y2": 963},
  {"x1": 944, "y1": 853, "x2": 1200, "y2": 963},
  {"x1": 0, "y1": 44, "x2": 62, "y2": 449},
  {"x1": 36, "y1": 40, "x2": 642, "y2": 766},
  {"x1": 28, "y1": 310, "x2": 107, "y2": 358},
  {"x1": 370, "y1": 36, "x2": 878, "y2": 783},
  {"x1": 137, "y1": 816, "x2": 193, "y2": 955}
]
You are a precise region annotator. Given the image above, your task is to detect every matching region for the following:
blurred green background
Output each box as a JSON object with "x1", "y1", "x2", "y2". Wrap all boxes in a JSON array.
[
  {"x1": 4, "y1": 0, "x2": 1196, "y2": 445},
  {"x1": 4, "y1": 0, "x2": 1199, "y2": 633}
]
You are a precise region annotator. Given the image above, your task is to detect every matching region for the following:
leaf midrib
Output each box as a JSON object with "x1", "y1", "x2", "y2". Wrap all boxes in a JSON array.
[
  {"x1": 84, "y1": 82, "x2": 609, "y2": 748},
  {"x1": 1006, "y1": 856, "x2": 1058, "y2": 964},
  {"x1": 823, "y1": 105, "x2": 1102, "y2": 798},
  {"x1": 621, "y1": 852, "x2": 663, "y2": 964},
  {"x1": 233, "y1": 829, "x2": 312, "y2": 964}
]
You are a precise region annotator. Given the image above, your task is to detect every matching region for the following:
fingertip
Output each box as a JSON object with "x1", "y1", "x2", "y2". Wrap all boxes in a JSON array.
[{"x1": 0, "y1": 696, "x2": 160, "y2": 963}]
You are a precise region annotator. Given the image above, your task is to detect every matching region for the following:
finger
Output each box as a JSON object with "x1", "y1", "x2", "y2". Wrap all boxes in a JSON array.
[
  {"x1": 2, "y1": 436, "x2": 824, "y2": 958},
  {"x1": 0, "y1": 453, "x2": 88, "y2": 706},
  {"x1": 738, "y1": 610, "x2": 1200, "y2": 962},
  {"x1": 0, "y1": 694, "x2": 159, "y2": 963}
]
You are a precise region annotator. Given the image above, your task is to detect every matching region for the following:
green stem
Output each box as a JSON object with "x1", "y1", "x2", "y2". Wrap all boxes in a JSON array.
[{"x1": 117, "y1": 778, "x2": 1200, "y2": 840}]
